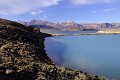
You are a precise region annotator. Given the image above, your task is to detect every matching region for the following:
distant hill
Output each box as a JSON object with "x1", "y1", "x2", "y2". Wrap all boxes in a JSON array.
[
  {"x1": 18, "y1": 20, "x2": 120, "y2": 31},
  {"x1": 97, "y1": 28, "x2": 120, "y2": 34},
  {"x1": 81, "y1": 23, "x2": 120, "y2": 29}
]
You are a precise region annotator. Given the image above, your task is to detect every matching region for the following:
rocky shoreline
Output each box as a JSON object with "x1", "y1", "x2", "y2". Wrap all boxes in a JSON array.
[{"x1": 0, "y1": 18, "x2": 107, "y2": 80}]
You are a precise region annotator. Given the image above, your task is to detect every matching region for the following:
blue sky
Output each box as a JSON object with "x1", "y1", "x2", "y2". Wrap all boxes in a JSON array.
[{"x1": 0, "y1": 0, "x2": 120, "y2": 23}]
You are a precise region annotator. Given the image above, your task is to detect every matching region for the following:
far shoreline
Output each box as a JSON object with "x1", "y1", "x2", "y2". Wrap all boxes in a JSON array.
[
  {"x1": 41, "y1": 30, "x2": 120, "y2": 36},
  {"x1": 49, "y1": 33, "x2": 120, "y2": 36}
]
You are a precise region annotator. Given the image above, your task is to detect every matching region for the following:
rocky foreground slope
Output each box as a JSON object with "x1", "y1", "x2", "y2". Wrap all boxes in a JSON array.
[{"x1": 0, "y1": 18, "x2": 106, "y2": 80}]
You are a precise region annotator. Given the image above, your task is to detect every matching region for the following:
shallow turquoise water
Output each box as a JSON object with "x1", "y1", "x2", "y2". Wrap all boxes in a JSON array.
[{"x1": 45, "y1": 35, "x2": 120, "y2": 79}]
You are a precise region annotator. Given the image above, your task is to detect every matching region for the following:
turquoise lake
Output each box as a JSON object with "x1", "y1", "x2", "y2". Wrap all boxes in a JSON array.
[
  {"x1": 41, "y1": 30, "x2": 97, "y2": 35},
  {"x1": 45, "y1": 35, "x2": 120, "y2": 79}
]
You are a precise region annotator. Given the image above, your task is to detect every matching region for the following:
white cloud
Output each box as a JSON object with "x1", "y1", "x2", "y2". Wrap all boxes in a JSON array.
[
  {"x1": 91, "y1": 8, "x2": 116, "y2": 14},
  {"x1": 103, "y1": 8, "x2": 116, "y2": 12},
  {"x1": 42, "y1": 15, "x2": 48, "y2": 19},
  {"x1": 92, "y1": 11, "x2": 97, "y2": 13},
  {"x1": 71, "y1": 0, "x2": 114, "y2": 5},
  {"x1": 30, "y1": 10, "x2": 45, "y2": 15},
  {"x1": 0, "y1": 0, "x2": 60, "y2": 15}
]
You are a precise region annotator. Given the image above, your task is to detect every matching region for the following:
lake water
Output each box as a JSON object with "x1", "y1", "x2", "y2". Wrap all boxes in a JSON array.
[
  {"x1": 41, "y1": 30, "x2": 97, "y2": 35},
  {"x1": 45, "y1": 35, "x2": 120, "y2": 79}
]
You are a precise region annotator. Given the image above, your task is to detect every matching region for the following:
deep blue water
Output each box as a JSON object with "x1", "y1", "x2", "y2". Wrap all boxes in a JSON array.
[
  {"x1": 45, "y1": 35, "x2": 120, "y2": 79},
  {"x1": 41, "y1": 31, "x2": 97, "y2": 35}
]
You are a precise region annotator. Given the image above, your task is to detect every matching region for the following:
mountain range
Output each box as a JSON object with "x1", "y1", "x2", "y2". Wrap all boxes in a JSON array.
[{"x1": 18, "y1": 20, "x2": 120, "y2": 31}]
